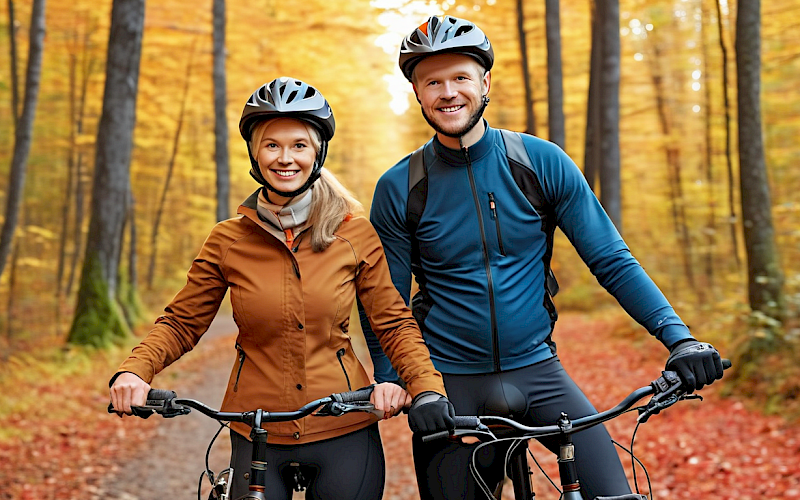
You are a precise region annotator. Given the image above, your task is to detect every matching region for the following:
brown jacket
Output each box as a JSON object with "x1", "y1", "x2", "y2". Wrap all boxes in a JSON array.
[{"x1": 117, "y1": 191, "x2": 445, "y2": 444}]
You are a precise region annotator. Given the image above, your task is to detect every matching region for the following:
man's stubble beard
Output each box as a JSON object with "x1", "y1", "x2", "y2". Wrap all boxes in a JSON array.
[{"x1": 421, "y1": 97, "x2": 488, "y2": 139}]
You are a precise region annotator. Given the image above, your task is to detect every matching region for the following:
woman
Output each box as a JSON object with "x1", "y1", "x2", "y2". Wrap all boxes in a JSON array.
[{"x1": 109, "y1": 77, "x2": 447, "y2": 499}]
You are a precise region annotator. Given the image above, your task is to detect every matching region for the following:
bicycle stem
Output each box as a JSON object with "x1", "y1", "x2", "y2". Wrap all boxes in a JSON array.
[
  {"x1": 249, "y1": 410, "x2": 268, "y2": 494},
  {"x1": 557, "y1": 412, "x2": 583, "y2": 500}
]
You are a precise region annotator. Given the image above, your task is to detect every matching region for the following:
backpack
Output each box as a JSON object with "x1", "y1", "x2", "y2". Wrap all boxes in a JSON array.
[{"x1": 405, "y1": 129, "x2": 560, "y2": 338}]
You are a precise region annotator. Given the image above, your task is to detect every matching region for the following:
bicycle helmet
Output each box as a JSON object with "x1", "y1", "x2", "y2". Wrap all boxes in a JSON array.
[
  {"x1": 399, "y1": 16, "x2": 494, "y2": 82},
  {"x1": 239, "y1": 77, "x2": 335, "y2": 197}
]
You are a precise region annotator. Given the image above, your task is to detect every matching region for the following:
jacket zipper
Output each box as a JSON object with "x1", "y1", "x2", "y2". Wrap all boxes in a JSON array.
[
  {"x1": 233, "y1": 343, "x2": 246, "y2": 392},
  {"x1": 336, "y1": 348, "x2": 352, "y2": 391},
  {"x1": 488, "y1": 193, "x2": 506, "y2": 256},
  {"x1": 462, "y1": 144, "x2": 502, "y2": 373}
]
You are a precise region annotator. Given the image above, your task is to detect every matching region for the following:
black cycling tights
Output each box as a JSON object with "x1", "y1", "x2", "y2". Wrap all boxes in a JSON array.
[
  {"x1": 413, "y1": 357, "x2": 632, "y2": 500},
  {"x1": 229, "y1": 423, "x2": 384, "y2": 500}
]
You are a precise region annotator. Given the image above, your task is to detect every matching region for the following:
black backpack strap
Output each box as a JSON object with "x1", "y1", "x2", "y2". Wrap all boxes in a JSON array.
[
  {"x1": 500, "y1": 130, "x2": 560, "y2": 343},
  {"x1": 405, "y1": 146, "x2": 432, "y2": 327},
  {"x1": 406, "y1": 146, "x2": 427, "y2": 276}
]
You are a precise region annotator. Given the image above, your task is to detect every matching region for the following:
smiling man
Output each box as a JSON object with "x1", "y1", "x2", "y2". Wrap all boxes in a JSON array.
[{"x1": 360, "y1": 15, "x2": 725, "y2": 500}]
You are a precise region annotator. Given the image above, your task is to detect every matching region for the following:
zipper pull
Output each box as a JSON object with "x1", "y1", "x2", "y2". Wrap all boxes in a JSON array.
[
  {"x1": 234, "y1": 344, "x2": 246, "y2": 393},
  {"x1": 488, "y1": 192, "x2": 498, "y2": 220}
]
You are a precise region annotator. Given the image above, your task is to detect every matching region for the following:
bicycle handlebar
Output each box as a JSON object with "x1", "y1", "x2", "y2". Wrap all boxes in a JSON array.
[
  {"x1": 108, "y1": 385, "x2": 379, "y2": 426},
  {"x1": 422, "y1": 360, "x2": 732, "y2": 443}
]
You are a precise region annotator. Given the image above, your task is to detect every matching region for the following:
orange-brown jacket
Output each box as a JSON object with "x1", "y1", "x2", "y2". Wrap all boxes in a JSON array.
[{"x1": 116, "y1": 190, "x2": 445, "y2": 444}]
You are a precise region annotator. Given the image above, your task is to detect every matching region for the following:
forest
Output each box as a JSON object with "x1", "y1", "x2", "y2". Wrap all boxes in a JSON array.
[{"x1": 0, "y1": 0, "x2": 799, "y2": 496}]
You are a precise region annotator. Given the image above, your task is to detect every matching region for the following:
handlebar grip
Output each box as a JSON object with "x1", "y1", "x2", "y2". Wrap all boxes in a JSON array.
[
  {"x1": 454, "y1": 416, "x2": 480, "y2": 429},
  {"x1": 145, "y1": 388, "x2": 177, "y2": 405},
  {"x1": 722, "y1": 358, "x2": 732, "y2": 370},
  {"x1": 335, "y1": 386, "x2": 375, "y2": 403},
  {"x1": 420, "y1": 416, "x2": 481, "y2": 443},
  {"x1": 107, "y1": 388, "x2": 177, "y2": 419}
]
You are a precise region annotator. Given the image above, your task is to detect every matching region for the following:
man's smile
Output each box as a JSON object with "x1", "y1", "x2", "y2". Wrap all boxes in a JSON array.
[{"x1": 439, "y1": 104, "x2": 465, "y2": 113}]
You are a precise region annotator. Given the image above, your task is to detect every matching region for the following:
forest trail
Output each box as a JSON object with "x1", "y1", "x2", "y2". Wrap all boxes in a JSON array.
[{"x1": 2, "y1": 312, "x2": 798, "y2": 499}]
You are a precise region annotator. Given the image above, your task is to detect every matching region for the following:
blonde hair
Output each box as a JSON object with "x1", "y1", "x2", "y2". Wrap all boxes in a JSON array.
[
  {"x1": 307, "y1": 169, "x2": 364, "y2": 252},
  {"x1": 248, "y1": 117, "x2": 362, "y2": 252}
]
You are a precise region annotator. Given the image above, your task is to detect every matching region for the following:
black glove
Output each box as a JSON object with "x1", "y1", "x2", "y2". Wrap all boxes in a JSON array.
[
  {"x1": 407, "y1": 391, "x2": 456, "y2": 435},
  {"x1": 665, "y1": 340, "x2": 724, "y2": 393}
]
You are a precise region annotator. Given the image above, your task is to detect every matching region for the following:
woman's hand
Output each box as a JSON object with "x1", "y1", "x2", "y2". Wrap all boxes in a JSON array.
[
  {"x1": 370, "y1": 382, "x2": 412, "y2": 420},
  {"x1": 109, "y1": 372, "x2": 151, "y2": 416}
]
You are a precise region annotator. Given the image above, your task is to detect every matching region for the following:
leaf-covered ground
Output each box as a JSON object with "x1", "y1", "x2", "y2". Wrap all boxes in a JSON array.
[{"x1": 1, "y1": 312, "x2": 798, "y2": 499}]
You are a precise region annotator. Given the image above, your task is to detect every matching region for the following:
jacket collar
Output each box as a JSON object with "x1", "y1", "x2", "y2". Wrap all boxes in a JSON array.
[{"x1": 431, "y1": 120, "x2": 495, "y2": 166}]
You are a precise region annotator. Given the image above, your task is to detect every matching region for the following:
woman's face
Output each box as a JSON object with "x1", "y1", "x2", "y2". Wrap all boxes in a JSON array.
[{"x1": 254, "y1": 117, "x2": 318, "y2": 203}]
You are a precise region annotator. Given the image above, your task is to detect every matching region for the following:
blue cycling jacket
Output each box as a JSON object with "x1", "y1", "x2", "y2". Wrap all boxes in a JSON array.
[{"x1": 363, "y1": 123, "x2": 693, "y2": 379}]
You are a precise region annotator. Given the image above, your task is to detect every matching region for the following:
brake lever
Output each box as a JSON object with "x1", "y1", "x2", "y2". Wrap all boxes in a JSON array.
[
  {"x1": 315, "y1": 401, "x2": 379, "y2": 417},
  {"x1": 638, "y1": 370, "x2": 685, "y2": 423},
  {"x1": 160, "y1": 399, "x2": 191, "y2": 418}
]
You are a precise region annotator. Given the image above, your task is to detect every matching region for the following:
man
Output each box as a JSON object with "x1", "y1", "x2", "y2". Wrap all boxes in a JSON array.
[{"x1": 361, "y1": 15, "x2": 725, "y2": 500}]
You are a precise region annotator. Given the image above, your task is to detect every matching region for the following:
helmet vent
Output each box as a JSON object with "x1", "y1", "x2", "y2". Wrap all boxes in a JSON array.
[
  {"x1": 304, "y1": 87, "x2": 316, "y2": 99},
  {"x1": 455, "y1": 25, "x2": 473, "y2": 37},
  {"x1": 286, "y1": 90, "x2": 298, "y2": 103}
]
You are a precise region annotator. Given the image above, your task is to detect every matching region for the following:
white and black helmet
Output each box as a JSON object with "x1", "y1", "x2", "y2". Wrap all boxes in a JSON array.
[
  {"x1": 399, "y1": 16, "x2": 494, "y2": 82},
  {"x1": 239, "y1": 77, "x2": 335, "y2": 196}
]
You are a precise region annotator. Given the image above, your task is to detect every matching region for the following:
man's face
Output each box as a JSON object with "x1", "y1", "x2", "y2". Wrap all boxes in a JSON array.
[{"x1": 413, "y1": 53, "x2": 490, "y2": 138}]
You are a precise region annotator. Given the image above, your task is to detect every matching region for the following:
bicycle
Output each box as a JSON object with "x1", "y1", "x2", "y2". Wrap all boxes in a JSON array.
[
  {"x1": 108, "y1": 385, "x2": 381, "y2": 500},
  {"x1": 421, "y1": 359, "x2": 732, "y2": 500}
]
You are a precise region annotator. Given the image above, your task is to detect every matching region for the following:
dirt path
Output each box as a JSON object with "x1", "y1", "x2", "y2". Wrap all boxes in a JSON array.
[
  {"x1": 96, "y1": 314, "x2": 238, "y2": 500},
  {"x1": 87, "y1": 312, "x2": 800, "y2": 500}
]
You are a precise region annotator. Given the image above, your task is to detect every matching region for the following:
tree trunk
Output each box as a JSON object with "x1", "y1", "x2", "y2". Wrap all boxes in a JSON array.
[
  {"x1": 583, "y1": 0, "x2": 602, "y2": 191},
  {"x1": 57, "y1": 49, "x2": 79, "y2": 301},
  {"x1": 700, "y1": 0, "x2": 716, "y2": 299},
  {"x1": 68, "y1": 0, "x2": 145, "y2": 347},
  {"x1": 66, "y1": 48, "x2": 95, "y2": 298},
  {"x1": 118, "y1": 188, "x2": 144, "y2": 326},
  {"x1": 645, "y1": 41, "x2": 696, "y2": 292},
  {"x1": 0, "y1": 0, "x2": 45, "y2": 279},
  {"x1": 213, "y1": 0, "x2": 230, "y2": 222},
  {"x1": 597, "y1": 0, "x2": 621, "y2": 231},
  {"x1": 715, "y1": 0, "x2": 740, "y2": 268},
  {"x1": 736, "y1": 0, "x2": 784, "y2": 322},
  {"x1": 147, "y1": 43, "x2": 195, "y2": 289},
  {"x1": 545, "y1": 0, "x2": 565, "y2": 149},
  {"x1": 516, "y1": 0, "x2": 536, "y2": 136},
  {"x1": 6, "y1": 0, "x2": 20, "y2": 128}
]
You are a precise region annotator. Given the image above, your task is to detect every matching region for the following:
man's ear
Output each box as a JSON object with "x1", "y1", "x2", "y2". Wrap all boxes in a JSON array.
[{"x1": 483, "y1": 71, "x2": 492, "y2": 96}]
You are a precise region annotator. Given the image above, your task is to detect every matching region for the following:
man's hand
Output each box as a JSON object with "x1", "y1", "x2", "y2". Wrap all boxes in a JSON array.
[
  {"x1": 665, "y1": 340, "x2": 724, "y2": 393},
  {"x1": 407, "y1": 391, "x2": 455, "y2": 434},
  {"x1": 109, "y1": 372, "x2": 150, "y2": 416},
  {"x1": 371, "y1": 382, "x2": 411, "y2": 419}
]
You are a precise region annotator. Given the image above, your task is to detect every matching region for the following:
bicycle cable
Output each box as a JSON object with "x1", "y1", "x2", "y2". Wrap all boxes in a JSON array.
[
  {"x1": 198, "y1": 420, "x2": 231, "y2": 500},
  {"x1": 626, "y1": 421, "x2": 653, "y2": 498}
]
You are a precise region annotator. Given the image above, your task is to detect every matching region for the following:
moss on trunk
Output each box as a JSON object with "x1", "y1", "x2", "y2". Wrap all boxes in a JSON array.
[{"x1": 67, "y1": 253, "x2": 131, "y2": 347}]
